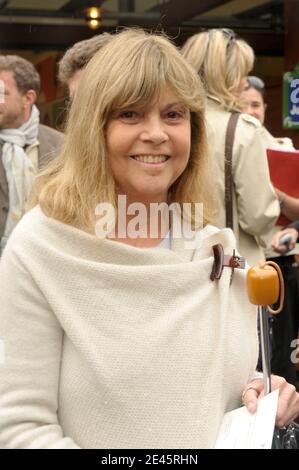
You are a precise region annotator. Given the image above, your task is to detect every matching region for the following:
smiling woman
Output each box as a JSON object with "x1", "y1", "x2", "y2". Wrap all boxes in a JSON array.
[
  {"x1": 31, "y1": 29, "x2": 214, "y2": 237},
  {"x1": 106, "y1": 88, "x2": 191, "y2": 215},
  {"x1": 0, "y1": 28, "x2": 298, "y2": 450}
]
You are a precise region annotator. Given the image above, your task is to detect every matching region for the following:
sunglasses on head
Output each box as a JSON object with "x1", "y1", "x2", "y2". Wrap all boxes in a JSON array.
[
  {"x1": 207, "y1": 28, "x2": 236, "y2": 50},
  {"x1": 221, "y1": 28, "x2": 236, "y2": 49}
]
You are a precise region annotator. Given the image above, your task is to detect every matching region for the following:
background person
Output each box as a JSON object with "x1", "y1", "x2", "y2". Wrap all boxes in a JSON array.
[
  {"x1": 181, "y1": 29, "x2": 280, "y2": 267},
  {"x1": 240, "y1": 75, "x2": 299, "y2": 387},
  {"x1": 0, "y1": 29, "x2": 298, "y2": 449},
  {"x1": 0, "y1": 55, "x2": 63, "y2": 253},
  {"x1": 240, "y1": 75, "x2": 294, "y2": 150},
  {"x1": 58, "y1": 33, "x2": 112, "y2": 101}
]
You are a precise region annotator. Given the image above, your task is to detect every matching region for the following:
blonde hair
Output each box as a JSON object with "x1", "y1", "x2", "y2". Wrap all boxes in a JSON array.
[
  {"x1": 181, "y1": 29, "x2": 255, "y2": 111},
  {"x1": 32, "y1": 28, "x2": 215, "y2": 231}
]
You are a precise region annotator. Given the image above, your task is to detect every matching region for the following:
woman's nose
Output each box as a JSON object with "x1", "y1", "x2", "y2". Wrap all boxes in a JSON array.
[{"x1": 140, "y1": 117, "x2": 169, "y2": 144}]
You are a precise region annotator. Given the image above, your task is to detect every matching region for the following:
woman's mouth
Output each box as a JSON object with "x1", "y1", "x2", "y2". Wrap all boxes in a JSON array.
[{"x1": 131, "y1": 155, "x2": 170, "y2": 164}]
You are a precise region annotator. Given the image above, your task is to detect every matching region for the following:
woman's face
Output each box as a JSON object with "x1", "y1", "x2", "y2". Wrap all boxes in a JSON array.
[
  {"x1": 240, "y1": 86, "x2": 266, "y2": 125},
  {"x1": 106, "y1": 86, "x2": 191, "y2": 204}
]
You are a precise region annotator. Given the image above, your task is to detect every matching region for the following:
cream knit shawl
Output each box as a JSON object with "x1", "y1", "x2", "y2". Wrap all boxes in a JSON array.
[{"x1": 0, "y1": 207, "x2": 258, "y2": 449}]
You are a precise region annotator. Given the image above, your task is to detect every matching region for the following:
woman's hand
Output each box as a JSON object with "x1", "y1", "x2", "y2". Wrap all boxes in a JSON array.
[
  {"x1": 242, "y1": 375, "x2": 299, "y2": 427},
  {"x1": 271, "y1": 227, "x2": 298, "y2": 254}
]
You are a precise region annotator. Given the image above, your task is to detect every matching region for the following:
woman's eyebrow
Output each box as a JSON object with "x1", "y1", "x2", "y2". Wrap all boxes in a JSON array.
[
  {"x1": 162, "y1": 102, "x2": 188, "y2": 110},
  {"x1": 164, "y1": 101, "x2": 185, "y2": 107}
]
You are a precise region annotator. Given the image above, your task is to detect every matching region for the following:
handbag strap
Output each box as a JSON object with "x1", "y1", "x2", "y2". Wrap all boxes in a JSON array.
[{"x1": 224, "y1": 112, "x2": 240, "y2": 230}]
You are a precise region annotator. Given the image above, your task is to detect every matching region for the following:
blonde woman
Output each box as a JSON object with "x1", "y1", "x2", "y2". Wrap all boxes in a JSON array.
[
  {"x1": 0, "y1": 29, "x2": 298, "y2": 449},
  {"x1": 182, "y1": 29, "x2": 280, "y2": 266}
]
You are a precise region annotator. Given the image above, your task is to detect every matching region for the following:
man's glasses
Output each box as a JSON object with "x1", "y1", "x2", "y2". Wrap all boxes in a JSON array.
[{"x1": 246, "y1": 76, "x2": 265, "y2": 90}]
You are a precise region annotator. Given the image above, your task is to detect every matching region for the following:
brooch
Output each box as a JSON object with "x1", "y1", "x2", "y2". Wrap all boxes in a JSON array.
[{"x1": 210, "y1": 243, "x2": 245, "y2": 285}]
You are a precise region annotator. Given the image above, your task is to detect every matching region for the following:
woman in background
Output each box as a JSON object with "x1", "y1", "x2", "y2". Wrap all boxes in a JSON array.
[{"x1": 182, "y1": 29, "x2": 279, "y2": 267}]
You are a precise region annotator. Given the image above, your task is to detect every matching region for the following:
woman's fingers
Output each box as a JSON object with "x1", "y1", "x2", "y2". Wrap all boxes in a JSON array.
[
  {"x1": 242, "y1": 376, "x2": 299, "y2": 427},
  {"x1": 242, "y1": 380, "x2": 264, "y2": 413}
]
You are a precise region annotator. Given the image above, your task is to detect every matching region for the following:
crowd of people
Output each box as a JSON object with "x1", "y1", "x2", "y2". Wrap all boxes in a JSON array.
[{"x1": 0, "y1": 27, "x2": 298, "y2": 449}]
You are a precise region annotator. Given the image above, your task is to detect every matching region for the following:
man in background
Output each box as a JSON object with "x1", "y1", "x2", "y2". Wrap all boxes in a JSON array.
[
  {"x1": 0, "y1": 55, "x2": 63, "y2": 253},
  {"x1": 58, "y1": 33, "x2": 112, "y2": 101}
]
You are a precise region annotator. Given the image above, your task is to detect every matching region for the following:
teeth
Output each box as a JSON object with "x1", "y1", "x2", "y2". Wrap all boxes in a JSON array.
[{"x1": 132, "y1": 155, "x2": 168, "y2": 163}]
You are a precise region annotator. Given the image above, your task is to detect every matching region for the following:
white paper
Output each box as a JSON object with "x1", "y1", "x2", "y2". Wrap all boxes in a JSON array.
[{"x1": 215, "y1": 389, "x2": 279, "y2": 449}]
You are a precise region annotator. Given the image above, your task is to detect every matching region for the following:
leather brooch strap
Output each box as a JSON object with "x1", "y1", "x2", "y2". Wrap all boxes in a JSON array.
[{"x1": 210, "y1": 243, "x2": 245, "y2": 281}]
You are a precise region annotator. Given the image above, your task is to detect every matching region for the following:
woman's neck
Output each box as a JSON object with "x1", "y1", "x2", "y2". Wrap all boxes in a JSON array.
[{"x1": 108, "y1": 195, "x2": 170, "y2": 248}]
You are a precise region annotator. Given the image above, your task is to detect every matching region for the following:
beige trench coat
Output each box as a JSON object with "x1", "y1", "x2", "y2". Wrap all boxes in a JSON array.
[
  {"x1": 206, "y1": 96, "x2": 280, "y2": 266},
  {"x1": 259, "y1": 126, "x2": 294, "y2": 152}
]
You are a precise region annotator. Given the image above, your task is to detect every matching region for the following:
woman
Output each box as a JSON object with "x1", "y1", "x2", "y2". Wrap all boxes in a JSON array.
[
  {"x1": 181, "y1": 29, "x2": 279, "y2": 266},
  {"x1": 0, "y1": 29, "x2": 298, "y2": 449}
]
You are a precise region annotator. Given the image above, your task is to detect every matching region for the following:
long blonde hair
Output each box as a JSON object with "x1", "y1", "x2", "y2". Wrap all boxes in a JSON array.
[
  {"x1": 32, "y1": 29, "x2": 215, "y2": 231},
  {"x1": 181, "y1": 29, "x2": 255, "y2": 111}
]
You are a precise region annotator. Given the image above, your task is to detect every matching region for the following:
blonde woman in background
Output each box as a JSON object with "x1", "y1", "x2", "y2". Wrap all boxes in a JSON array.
[
  {"x1": 182, "y1": 29, "x2": 279, "y2": 266},
  {"x1": 0, "y1": 29, "x2": 298, "y2": 449}
]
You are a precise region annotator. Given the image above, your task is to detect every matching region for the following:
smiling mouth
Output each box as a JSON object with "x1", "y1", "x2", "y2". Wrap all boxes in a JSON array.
[{"x1": 131, "y1": 155, "x2": 170, "y2": 164}]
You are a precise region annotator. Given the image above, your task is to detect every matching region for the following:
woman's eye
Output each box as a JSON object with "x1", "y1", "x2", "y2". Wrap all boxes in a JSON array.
[
  {"x1": 166, "y1": 110, "x2": 184, "y2": 120},
  {"x1": 119, "y1": 111, "x2": 138, "y2": 120}
]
